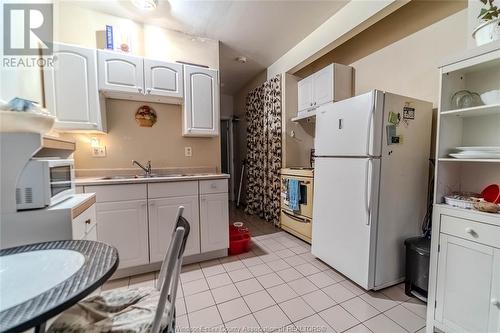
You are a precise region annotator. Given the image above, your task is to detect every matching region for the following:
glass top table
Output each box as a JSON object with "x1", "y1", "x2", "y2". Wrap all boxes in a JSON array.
[{"x1": 0, "y1": 240, "x2": 118, "y2": 333}]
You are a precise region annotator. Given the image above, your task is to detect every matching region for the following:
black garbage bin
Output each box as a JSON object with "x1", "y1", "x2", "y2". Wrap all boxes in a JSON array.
[{"x1": 404, "y1": 236, "x2": 430, "y2": 302}]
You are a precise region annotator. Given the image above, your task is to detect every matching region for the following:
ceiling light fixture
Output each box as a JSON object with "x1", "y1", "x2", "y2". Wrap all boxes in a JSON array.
[
  {"x1": 131, "y1": 0, "x2": 158, "y2": 10},
  {"x1": 235, "y1": 56, "x2": 247, "y2": 64}
]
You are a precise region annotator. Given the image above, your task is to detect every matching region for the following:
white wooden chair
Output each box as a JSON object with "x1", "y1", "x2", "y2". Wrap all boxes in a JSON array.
[{"x1": 47, "y1": 206, "x2": 190, "y2": 333}]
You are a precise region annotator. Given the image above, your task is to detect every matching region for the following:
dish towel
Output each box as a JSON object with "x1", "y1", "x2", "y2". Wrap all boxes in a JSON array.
[{"x1": 288, "y1": 179, "x2": 300, "y2": 212}]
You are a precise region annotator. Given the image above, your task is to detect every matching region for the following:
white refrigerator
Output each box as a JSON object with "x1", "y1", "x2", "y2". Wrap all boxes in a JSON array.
[{"x1": 311, "y1": 90, "x2": 432, "y2": 290}]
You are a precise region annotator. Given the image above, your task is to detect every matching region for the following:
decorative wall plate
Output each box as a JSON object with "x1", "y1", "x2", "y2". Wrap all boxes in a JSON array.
[{"x1": 135, "y1": 105, "x2": 157, "y2": 127}]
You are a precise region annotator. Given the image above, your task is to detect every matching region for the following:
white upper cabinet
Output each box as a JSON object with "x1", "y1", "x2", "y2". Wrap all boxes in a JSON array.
[
  {"x1": 97, "y1": 50, "x2": 185, "y2": 102},
  {"x1": 44, "y1": 43, "x2": 106, "y2": 132},
  {"x1": 297, "y1": 63, "x2": 353, "y2": 113},
  {"x1": 298, "y1": 76, "x2": 314, "y2": 111},
  {"x1": 183, "y1": 65, "x2": 220, "y2": 137},
  {"x1": 98, "y1": 50, "x2": 144, "y2": 94},
  {"x1": 144, "y1": 59, "x2": 183, "y2": 98},
  {"x1": 313, "y1": 64, "x2": 334, "y2": 106}
]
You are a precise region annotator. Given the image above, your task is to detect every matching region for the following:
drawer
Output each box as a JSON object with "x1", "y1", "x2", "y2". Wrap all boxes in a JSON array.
[
  {"x1": 148, "y1": 181, "x2": 198, "y2": 198},
  {"x1": 73, "y1": 204, "x2": 96, "y2": 239},
  {"x1": 280, "y1": 209, "x2": 312, "y2": 242},
  {"x1": 85, "y1": 184, "x2": 147, "y2": 202},
  {"x1": 200, "y1": 179, "x2": 228, "y2": 194},
  {"x1": 441, "y1": 214, "x2": 500, "y2": 248}
]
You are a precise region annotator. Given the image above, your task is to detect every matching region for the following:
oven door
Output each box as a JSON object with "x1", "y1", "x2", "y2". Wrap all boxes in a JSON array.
[
  {"x1": 281, "y1": 175, "x2": 313, "y2": 218},
  {"x1": 280, "y1": 209, "x2": 312, "y2": 242},
  {"x1": 47, "y1": 160, "x2": 75, "y2": 205}
]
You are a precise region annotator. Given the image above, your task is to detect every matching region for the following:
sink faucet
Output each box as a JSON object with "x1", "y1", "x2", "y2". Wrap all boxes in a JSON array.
[{"x1": 132, "y1": 160, "x2": 152, "y2": 177}]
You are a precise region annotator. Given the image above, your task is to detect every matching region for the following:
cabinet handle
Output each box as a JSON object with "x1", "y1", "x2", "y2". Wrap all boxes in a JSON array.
[
  {"x1": 309, "y1": 102, "x2": 313, "y2": 106},
  {"x1": 465, "y1": 227, "x2": 476, "y2": 235},
  {"x1": 314, "y1": 102, "x2": 316, "y2": 105},
  {"x1": 138, "y1": 87, "x2": 143, "y2": 93},
  {"x1": 210, "y1": 183, "x2": 217, "y2": 189},
  {"x1": 84, "y1": 219, "x2": 91, "y2": 225},
  {"x1": 147, "y1": 88, "x2": 152, "y2": 94},
  {"x1": 492, "y1": 299, "x2": 500, "y2": 307}
]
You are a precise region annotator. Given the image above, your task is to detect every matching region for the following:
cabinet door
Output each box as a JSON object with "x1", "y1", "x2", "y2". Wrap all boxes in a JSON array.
[
  {"x1": 148, "y1": 196, "x2": 200, "y2": 262},
  {"x1": 435, "y1": 234, "x2": 495, "y2": 333},
  {"x1": 183, "y1": 65, "x2": 219, "y2": 137},
  {"x1": 490, "y1": 248, "x2": 500, "y2": 333},
  {"x1": 200, "y1": 193, "x2": 229, "y2": 252},
  {"x1": 84, "y1": 225, "x2": 97, "y2": 241},
  {"x1": 144, "y1": 59, "x2": 183, "y2": 98},
  {"x1": 98, "y1": 50, "x2": 144, "y2": 94},
  {"x1": 96, "y1": 200, "x2": 149, "y2": 269},
  {"x1": 313, "y1": 64, "x2": 333, "y2": 106},
  {"x1": 44, "y1": 43, "x2": 105, "y2": 131},
  {"x1": 297, "y1": 76, "x2": 314, "y2": 112}
]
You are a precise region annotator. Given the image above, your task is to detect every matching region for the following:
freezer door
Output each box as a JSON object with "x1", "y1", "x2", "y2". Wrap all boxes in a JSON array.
[
  {"x1": 311, "y1": 157, "x2": 380, "y2": 289},
  {"x1": 315, "y1": 90, "x2": 384, "y2": 157}
]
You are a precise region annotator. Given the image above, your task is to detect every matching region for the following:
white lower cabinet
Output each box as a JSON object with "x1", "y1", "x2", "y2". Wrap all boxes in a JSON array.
[
  {"x1": 148, "y1": 195, "x2": 200, "y2": 262},
  {"x1": 435, "y1": 234, "x2": 499, "y2": 333},
  {"x1": 200, "y1": 193, "x2": 229, "y2": 252},
  {"x1": 86, "y1": 179, "x2": 228, "y2": 271},
  {"x1": 428, "y1": 206, "x2": 500, "y2": 333},
  {"x1": 96, "y1": 200, "x2": 149, "y2": 269}
]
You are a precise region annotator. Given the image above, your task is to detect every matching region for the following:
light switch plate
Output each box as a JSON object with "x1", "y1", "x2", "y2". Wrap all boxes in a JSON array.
[
  {"x1": 185, "y1": 147, "x2": 192, "y2": 157},
  {"x1": 92, "y1": 146, "x2": 106, "y2": 157}
]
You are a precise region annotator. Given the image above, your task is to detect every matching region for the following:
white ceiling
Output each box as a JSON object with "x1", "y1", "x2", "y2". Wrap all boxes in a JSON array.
[{"x1": 72, "y1": 0, "x2": 348, "y2": 94}]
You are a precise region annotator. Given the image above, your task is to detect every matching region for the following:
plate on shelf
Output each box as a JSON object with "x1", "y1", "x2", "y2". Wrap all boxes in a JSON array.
[
  {"x1": 449, "y1": 152, "x2": 500, "y2": 159},
  {"x1": 455, "y1": 146, "x2": 500, "y2": 152}
]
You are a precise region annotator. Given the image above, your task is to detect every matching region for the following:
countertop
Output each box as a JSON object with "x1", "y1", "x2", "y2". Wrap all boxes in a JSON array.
[{"x1": 76, "y1": 173, "x2": 230, "y2": 186}]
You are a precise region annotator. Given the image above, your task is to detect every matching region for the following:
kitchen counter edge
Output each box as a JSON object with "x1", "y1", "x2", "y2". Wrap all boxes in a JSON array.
[{"x1": 76, "y1": 173, "x2": 230, "y2": 186}]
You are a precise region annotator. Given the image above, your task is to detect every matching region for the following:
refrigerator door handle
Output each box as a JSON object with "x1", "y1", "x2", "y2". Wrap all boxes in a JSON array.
[
  {"x1": 365, "y1": 158, "x2": 372, "y2": 225},
  {"x1": 365, "y1": 92, "x2": 376, "y2": 156}
]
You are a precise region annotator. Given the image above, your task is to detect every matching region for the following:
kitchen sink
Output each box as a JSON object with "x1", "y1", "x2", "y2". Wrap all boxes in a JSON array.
[{"x1": 99, "y1": 174, "x2": 192, "y2": 180}]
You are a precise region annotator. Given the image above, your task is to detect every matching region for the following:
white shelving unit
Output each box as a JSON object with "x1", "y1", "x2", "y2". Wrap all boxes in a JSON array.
[{"x1": 427, "y1": 42, "x2": 500, "y2": 333}]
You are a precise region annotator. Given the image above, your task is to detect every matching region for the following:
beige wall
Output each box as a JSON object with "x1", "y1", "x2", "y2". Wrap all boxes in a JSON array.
[
  {"x1": 63, "y1": 100, "x2": 220, "y2": 171},
  {"x1": 285, "y1": 1, "x2": 468, "y2": 165},
  {"x1": 54, "y1": 2, "x2": 221, "y2": 171},
  {"x1": 55, "y1": 2, "x2": 219, "y2": 69},
  {"x1": 282, "y1": 74, "x2": 315, "y2": 168},
  {"x1": 296, "y1": 0, "x2": 468, "y2": 106}
]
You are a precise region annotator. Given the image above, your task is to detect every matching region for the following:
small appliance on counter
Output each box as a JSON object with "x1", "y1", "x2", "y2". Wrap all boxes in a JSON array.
[
  {"x1": 1, "y1": 133, "x2": 94, "y2": 249},
  {"x1": 16, "y1": 158, "x2": 75, "y2": 210},
  {"x1": 280, "y1": 167, "x2": 314, "y2": 243}
]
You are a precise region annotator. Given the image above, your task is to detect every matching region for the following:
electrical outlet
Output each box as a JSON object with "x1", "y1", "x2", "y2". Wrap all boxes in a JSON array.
[
  {"x1": 92, "y1": 146, "x2": 106, "y2": 157},
  {"x1": 185, "y1": 147, "x2": 192, "y2": 157}
]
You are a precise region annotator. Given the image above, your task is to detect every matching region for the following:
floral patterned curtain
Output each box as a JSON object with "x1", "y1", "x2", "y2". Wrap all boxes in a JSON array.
[{"x1": 245, "y1": 75, "x2": 282, "y2": 225}]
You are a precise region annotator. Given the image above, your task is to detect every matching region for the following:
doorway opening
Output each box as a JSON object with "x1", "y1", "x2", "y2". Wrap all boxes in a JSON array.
[{"x1": 220, "y1": 118, "x2": 234, "y2": 201}]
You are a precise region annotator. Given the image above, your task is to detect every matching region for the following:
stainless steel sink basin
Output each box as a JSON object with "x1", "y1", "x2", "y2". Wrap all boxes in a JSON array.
[
  {"x1": 99, "y1": 174, "x2": 159, "y2": 180},
  {"x1": 99, "y1": 173, "x2": 197, "y2": 181}
]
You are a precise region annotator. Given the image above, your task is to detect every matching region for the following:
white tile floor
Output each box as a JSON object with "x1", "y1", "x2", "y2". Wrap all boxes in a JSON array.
[{"x1": 102, "y1": 231, "x2": 427, "y2": 333}]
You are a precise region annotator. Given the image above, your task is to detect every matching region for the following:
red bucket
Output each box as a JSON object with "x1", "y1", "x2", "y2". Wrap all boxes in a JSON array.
[{"x1": 229, "y1": 222, "x2": 251, "y2": 255}]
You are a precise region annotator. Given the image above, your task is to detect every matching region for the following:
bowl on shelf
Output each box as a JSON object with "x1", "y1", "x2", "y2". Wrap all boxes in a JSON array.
[
  {"x1": 480, "y1": 89, "x2": 500, "y2": 105},
  {"x1": 0, "y1": 111, "x2": 56, "y2": 134}
]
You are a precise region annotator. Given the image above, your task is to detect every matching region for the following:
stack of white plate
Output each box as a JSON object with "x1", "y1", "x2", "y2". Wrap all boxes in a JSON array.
[{"x1": 449, "y1": 146, "x2": 500, "y2": 159}]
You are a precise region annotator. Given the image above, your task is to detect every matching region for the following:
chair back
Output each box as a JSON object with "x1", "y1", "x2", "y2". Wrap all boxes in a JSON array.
[{"x1": 151, "y1": 206, "x2": 190, "y2": 333}]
